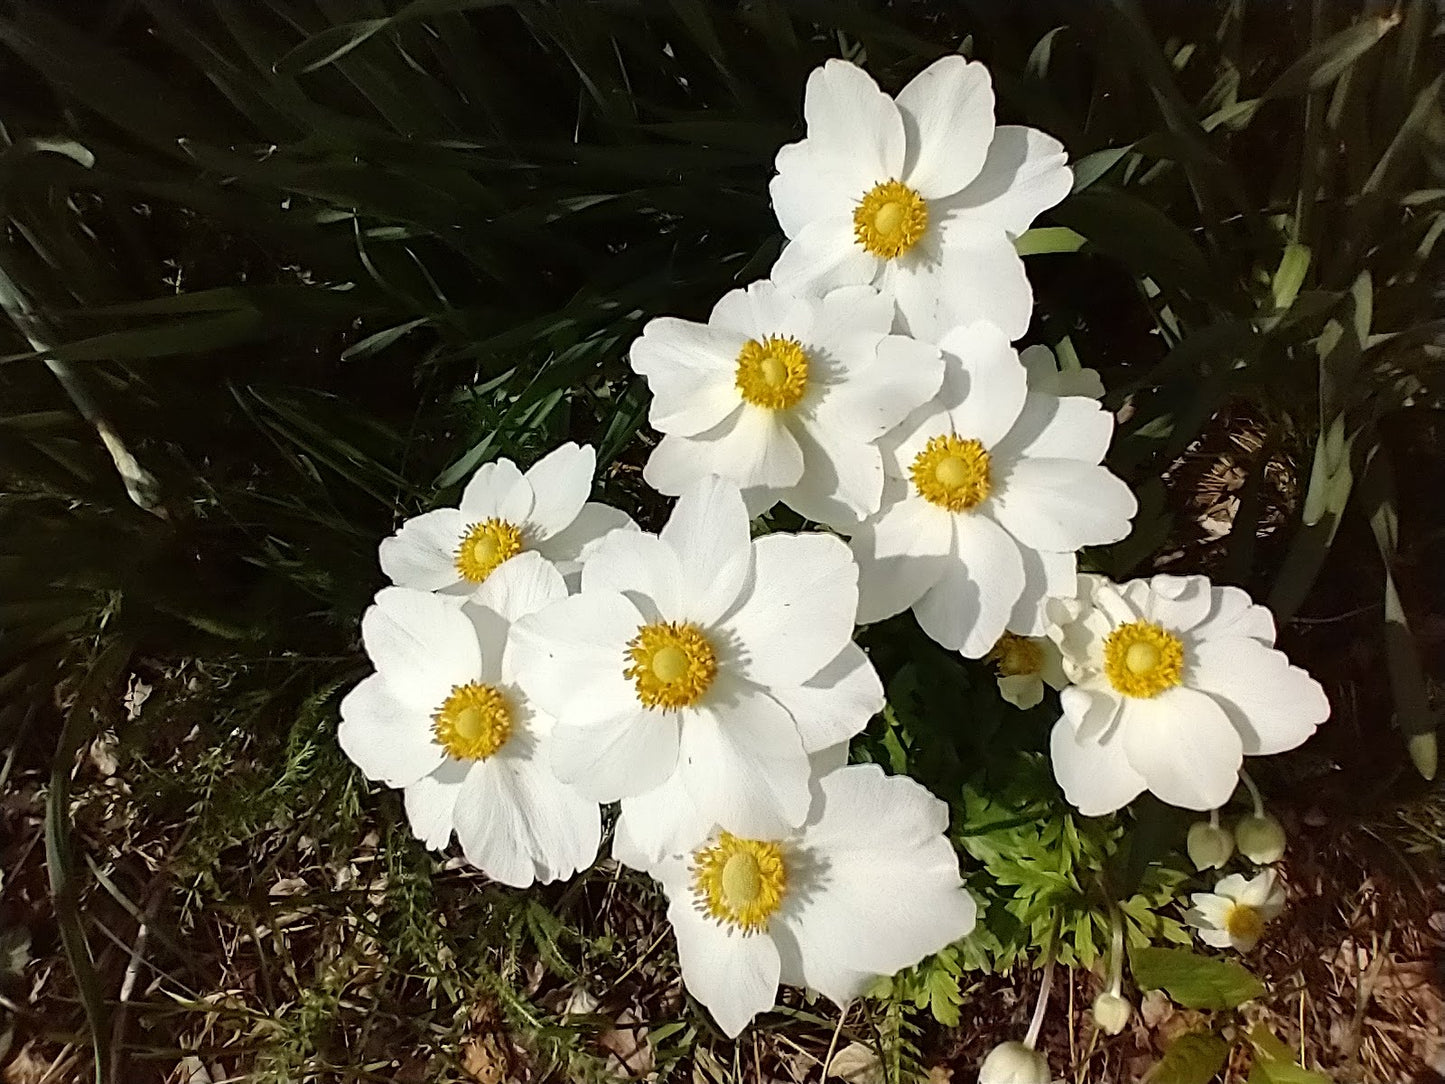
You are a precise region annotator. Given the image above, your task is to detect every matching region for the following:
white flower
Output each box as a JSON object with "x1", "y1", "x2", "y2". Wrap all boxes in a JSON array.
[
  {"x1": 1185, "y1": 870, "x2": 1285, "y2": 952},
  {"x1": 1020, "y1": 343, "x2": 1104, "y2": 400},
  {"x1": 631, "y1": 281, "x2": 943, "y2": 527},
  {"x1": 1235, "y1": 813, "x2": 1287, "y2": 864},
  {"x1": 1186, "y1": 820, "x2": 1235, "y2": 871},
  {"x1": 1048, "y1": 574, "x2": 1331, "y2": 815},
  {"x1": 509, "y1": 476, "x2": 884, "y2": 857},
  {"x1": 851, "y1": 322, "x2": 1136, "y2": 657},
  {"x1": 338, "y1": 555, "x2": 601, "y2": 887},
  {"x1": 978, "y1": 1041, "x2": 1053, "y2": 1083},
  {"x1": 988, "y1": 632, "x2": 1067, "y2": 710},
  {"x1": 769, "y1": 57, "x2": 1072, "y2": 342},
  {"x1": 379, "y1": 442, "x2": 634, "y2": 593},
  {"x1": 645, "y1": 764, "x2": 976, "y2": 1037}
]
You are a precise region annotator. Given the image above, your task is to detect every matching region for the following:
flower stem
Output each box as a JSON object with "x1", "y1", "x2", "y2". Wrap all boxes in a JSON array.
[
  {"x1": 1024, "y1": 921, "x2": 1058, "y2": 1050},
  {"x1": 1239, "y1": 769, "x2": 1266, "y2": 817}
]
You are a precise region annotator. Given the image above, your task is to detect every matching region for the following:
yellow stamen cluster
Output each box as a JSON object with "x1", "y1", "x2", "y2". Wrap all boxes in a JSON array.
[
  {"x1": 691, "y1": 832, "x2": 788, "y2": 934},
  {"x1": 1102, "y1": 621, "x2": 1185, "y2": 698},
  {"x1": 735, "y1": 336, "x2": 810, "y2": 410},
  {"x1": 853, "y1": 179, "x2": 929, "y2": 259},
  {"x1": 454, "y1": 517, "x2": 524, "y2": 583},
  {"x1": 910, "y1": 434, "x2": 992, "y2": 512},
  {"x1": 432, "y1": 682, "x2": 513, "y2": 760},
  {"x1": 1224, "y1": 903, "x2": 1265, "y2": 943},
  {"x1": 989, "y1": 633, "x2": 1045, "y2": 677},
  {"x1": 624, "y1": 621, "x2": 718, "y2": 710}
]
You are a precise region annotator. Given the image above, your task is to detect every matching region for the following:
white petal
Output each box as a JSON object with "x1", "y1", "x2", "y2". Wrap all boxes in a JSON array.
[
  {"x1": 781, "y1": 422, "x2": 885, "y2": 528},
  {"x1": 1193, "y1": 585, "x2": 1277, "y2": 644},
  {"x1": 459, "y1": 459, "x2": 525, "y2": 521},
  {"x1": 893, "y1": 221, "x2": 1033, "y2": 342},
  {"x1": 1190, "y1": 639, "x2": 1329, "y2": 755},
  {"x1": 770, "y1": 215, "x2": 879, "y2": 299},
  {"x1": 578, "y1": 529, "x2": 681, "y2": 622},
  {"x1": 403, "y1": 761, "x2": 468, "y2": 849},
  {"x1": 990, "y1": 457, "x2": 1138, "y2": 552},
  {"x1": 508, "y1": 754, "x2": 603, "y2": 883},
  {"x1": 667, "y1": 897, "x2": 780, "y2": 1038},
  {"x1": 935, "y1": 323, "x2": 1029, "y2": 451},
  {"x1": 509, "y1": 590, "x2": 645, "y2": 719},
  {"x1": 913, "y1": 514, "x2": 1025, "y2": 658},
  {"x1": 895, "y1": 56, "x2": 994, "y2": 199},
  {"x1": 998, "y1": 673, "x2": 1044, "y2": 710},
  {"x1": 1049, "y1": 717, "x2": 1146, "y2": 816},
  {"x1": 379, "y1": 508, "x2": 465, "y2": 591},
  {"x1": 643, "y1": 410, "x2": 805, "y2": 499},
  {"x1": 615, "y1": 774, "x2": 716, "y2": 867},
  {"x1": 852, "y1": 497, "x2": 951, "y2": 624},
  {"x1": 536, "y1": 502, "x2": 637, "y2": 571},
  {"x1": 947, "y1": 125, "x2": 1072, "y2": 235},
  {"x1": 808, "y1": 284, "x2": 896, "y2": 359},
  {"x1": 814, "y1": 333, "x2": 945, "y2": 442},
  {"x1": 1120, "y1": 687, "x2": 1244, "y2": 811},
  {"x1": 766, "y1": 642, "x2": 885, "y2": 752},
  {"x1": 802, "y1": 60, "x2": 905, "y2": 188},
  {"x1": 338, "y1": 673, "x2": 445, "y2": 787},
  {"x1": 1141, "y1": 574, "x2": 1214, "y2": 633},
  {"x1": 630, "y1": 317, "x2": 744, "y2": 437},
  {"x1": 1007, "y1": 547, "x2": 1076, "y2": 637},
  {"x1": 661, "y1": 475, "x2": 754, "y2": 626},
  {"x1": 451, "y1": 760, "x2": 529, "y2": 886},
  {"x1": 550, "y1": 697, "x2": 679, "y2": 803},
  {"x1": 709, "y1": 279, "x2": 817, "y2": 342},
  {"x1": 770, "y1": 140, "x2": 863, "y2": 240},
  {"x1": 679, "y1": 678, "x2": 812, "y2": 838},
  {"x1": 521, "y1": 442, "x2": 595, "y2": 540},
  {"x1": 1059, "y1": 684, "x2": 1123, "y2": 743},
  {"x1": 472, "y1": 550, "x2": 567, "y2": 626},
  {"x1": 362, "y1": 587, "x2": 481, "y2": 709},
  {"x1": 786, "y1": 765, "x2": 976, "y2": 987},
  {"x1": 718, "y1": 532, "x2": 859, "y2": 688},
  {"x1": 990, "y1": 392, "x2": 1114, "y2": 466}
]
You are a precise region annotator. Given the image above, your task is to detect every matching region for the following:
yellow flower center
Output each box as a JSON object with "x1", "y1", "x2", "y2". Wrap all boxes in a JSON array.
[
  {"x1": 1224, "y1": 903, "x2": 1265, "y2": 943},
  {"x1": 910, "y1": 434, "x2": 992, "y2": 512},
  {"x1": 624, "y1": 621, "x2": 717, "y2": 711},
  {"x1": 691, "y1": 832, "x2": 787, "y2": 934},
  {"x1": 1103, "y1": 621, "x2": 1185, "y2": 698},
  {"x1": 432, "y1": 682, "x2": 512, "y2": 760},
  {"x1": 735, "y1": 336, "x2": 809, "y2": 410},
  {"x1": 853, "y1": 179, "x2": 929, "y2": 259},
  {"x1": 454, "y1": 518, "x2": 524, "y2": 583},
  {"x1": 989, "y1": 633, "x2": 1045, "y2": 678}
]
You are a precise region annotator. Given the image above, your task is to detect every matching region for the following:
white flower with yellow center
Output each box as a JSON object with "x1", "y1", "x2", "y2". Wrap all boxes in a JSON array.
[
  {"x1": 1047, "y1": 574, "x2": 1331, "y2": 815},
  {"x1": 769, "y1": 57, "x2": 1072, "y2": 342},
  {"x1": 508, "y1": 476, "x2": 884, "y2": 855},
  {"x1": 987, "y1": 632, "x2": 1067, "y2": 710},
  {"x1": 1185, "y1": 870, "x2": 1286, "y2": 953},
  {"x1": 379, "y1": 442, "x2": 634, "y2": 593},
  {"x1": 338, "y1": 554, "x2": 601, "y2": 887},
  {"x1": 642, "y1": 764, "x2": 976, "y2": 1037},
  {"x1": 631, "y1": 281, "x2": 943, "y2": 527},
  {"x1": 851, "y1": 322, "x2": 1135, "y2": 657}
]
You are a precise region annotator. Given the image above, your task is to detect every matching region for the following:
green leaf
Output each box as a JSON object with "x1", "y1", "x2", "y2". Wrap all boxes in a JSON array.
[
  {"x1": 1131, "y1": 947, "x2": 1266, "y2": 1009},
  {"x1": 1247, "y1": 1027, "x2": 1331, "y2": 1083},
  {"x1": 1263, "y1": 12, "x2": 1399, "y2": 98},
  {"x1": 1148, "y1": 1031, "x2": 1230, "y2": 1084},
  {"x1": 1270, "y1": 243, "x2": 1312, "y2": 311},
  {"x1": 1014, "y1": 227, "x2": 1087, "y2": 256}
]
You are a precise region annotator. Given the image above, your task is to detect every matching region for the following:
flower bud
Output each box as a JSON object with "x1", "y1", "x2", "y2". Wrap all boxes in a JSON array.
[
  {"x1": 1235, "y1": 813, "x2": 1286, "y2": 864},
  {"x1": 1187, "y1": 820, "x2": 1234, "y2": 870},
  {"x1": 1092, "y1": 991, "x2": 1132, "y2": 1035},
  {"x1": 979, "y1": 1041, "x2": 1052, "y2": 1084}
]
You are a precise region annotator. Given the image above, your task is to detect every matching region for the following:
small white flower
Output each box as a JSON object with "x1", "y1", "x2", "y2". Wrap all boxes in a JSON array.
[
  {"x1": 509, "y1": 476, "x2": 884, "y2": 857},
  {"x1": 1020, "y1": 343, "x2": 1105, "y2": 400},
  {"x1": 645, "y1": 764, "x2": 976, "y2": 1038},
  {"x1": 631, "y1": 281, "x2": 943, "y2": 527},
  {"x1": 851, "y1": 322, "x2": 1135, "y2": 657},
  {"x1": 1186, "y1": 820, "x2": 1236, "y2": 871},
  {"x1": 1092, "y1": 991, "x2": 1133, "y2": 1035},
  {"x1": 379, "y1": 442, "x2": 634, "y2": 593},
  {"x1": 338, "y1": 555, "x2": 601, "y2": 887},
  {"x1": 988, "y1": 632, "x2": 1067, "y2": 710},
  {"x1": 1048, "y1": 575, "x2": 1331, "y2": 815},
  {"x1": 769, "y1": 57, "x2": 1072, "y2": 342},
  {"x1": 1235, "y1": 813, "x2": 1287, "y2": 864},
  {"x1": 978, "y1": 1041, "x2": 1054, "y2": 1083},
  {"x1": 1185, "y1": 869, "x2": 1285, "y2": 952}
]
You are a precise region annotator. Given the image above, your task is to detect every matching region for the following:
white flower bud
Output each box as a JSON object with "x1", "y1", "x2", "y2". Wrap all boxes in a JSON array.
[
  {"x1": 1186, "y1": 820, "x2": 1235, "y2": 870},
  {"x1": 1092, "y1": 991, "x2": 1133, "y2": 1035},
  {"x1": 1235, "y1": 813, "x2": 1287, "y2": 864},
  {"x1": 979, "y1": 1041, "x2": 1052, "y2": 1083}
]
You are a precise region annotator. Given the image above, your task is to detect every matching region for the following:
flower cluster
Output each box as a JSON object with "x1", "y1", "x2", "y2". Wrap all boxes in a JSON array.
[{"x1": 338, "y1": 53, "x2": 1331, "y2": 1040}]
